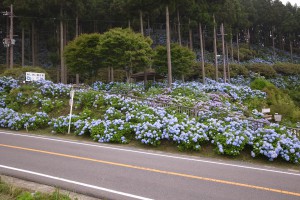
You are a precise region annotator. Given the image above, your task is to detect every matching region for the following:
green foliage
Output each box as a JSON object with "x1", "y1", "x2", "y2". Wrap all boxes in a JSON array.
[
  {"x1": 153, "y1": 43, "x2": 196, "y2": 79},
  {"x1": 250, "y1": 78, "x2": 274, "y2": 90},
  {"x1": 0, "y1": 65, "x2": 6, "y2": 74},
  {"x1": 273, "y1": 63, "x2": 300, "y2": 75},
  {"x1": 5, "y1": 85, "x2": 39, "y2": 112},
  {"x1": 288, "y1": 89, "x2": 300, "y2": 107},
  {"x1": 246, "y1": 63, "x2": 277, "y2": 78},
  {"x1": 98, "y1": 28, "x2": 153, "y2": 72},
  {"x1": 145, "y1": 87, "x2": 164, "y2": 96},
  {"x1": 64, "y1": 33, "x2": 102, "y2": 77},
  {"x1": 1, "y1": 66, "x2": 51, "y2": 81},
  {"x1": 0, "y1": 179, "x2": 71, "y2": 200},
  {"x1": 250, "y1": 78, "x2": 300, "y2": 122},
  {"x1": 229, "y1": 64, "x2": 249, "y2": 77},
  {"x1": 204, "y1": 63, "x2": 221, "y2": 79}
]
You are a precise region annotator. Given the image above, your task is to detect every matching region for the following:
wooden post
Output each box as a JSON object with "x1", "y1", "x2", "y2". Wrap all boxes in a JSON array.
[
  {"x1": 213, "y1": 15, "x2": 218, "y2": 81},
  {"x1": 177, "y1": 10, "x2": 181, "y2": 46},
  {"x1": 199, "y1": 23, "x2": 205, "y2": 84},
  {"x1": 221, "y1": 23, "x2": 226, "y2": 83},
  {"x1": 166, "y1": 5, "x2": 172, "y2": 88}
]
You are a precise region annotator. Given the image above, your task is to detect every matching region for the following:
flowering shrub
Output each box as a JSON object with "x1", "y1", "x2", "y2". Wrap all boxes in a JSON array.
[
  {"x1": 0, "y1": 108, "x2": 49, "y2": 130},
  {"x1": 167, "y1": 118, "x2": 210, "y2": 151},
  {"x1": 35, "y1": 80, "x2": 71, "y2": 98},
  {"x1": 90, "y1": 119, "x2": 132, "y2": 143},
  {"x1": 0, "y1": 93, "x2": 6, "y2": 107},
  {"x1": 1, "y1": 76, "x2": 299, "y2": 164},
  {"x1": 24, "y1": 112, "x2": 50, "y2": 130},
  {"x1": 207, "y1": 118, "x2": 250, "y2": 156},
  {"x1": 251, "y1": 124, "x2": 300, "y2": 163},
  {"x1": 49, "y1": 115, "x2": 79, "y2": 133},
  {"x1": 0, "y1": 76, "x2": 19, "y2": 93},
  {"x1": 73, "y1": 118, "x2": 91, "y2": 136}
]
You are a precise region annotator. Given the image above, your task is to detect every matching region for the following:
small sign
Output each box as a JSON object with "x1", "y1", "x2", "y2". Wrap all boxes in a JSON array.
[
  {"x1": 69, "y1": 99, "x2": 73, "y2": 106},
  {"x1": 26, "y1": 72, "x2": 45, "y2": 81},
  {"x1": 70, "y1": 90, "x2": 75, "y2": 98},
  {"x1": 262, "y1": 108, "x2": 270, "y2": 113}
]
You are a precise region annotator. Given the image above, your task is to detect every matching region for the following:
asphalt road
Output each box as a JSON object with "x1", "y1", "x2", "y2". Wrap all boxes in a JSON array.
[{"x1": 0, "y1": 130, "x2": 300, "y2": 200}]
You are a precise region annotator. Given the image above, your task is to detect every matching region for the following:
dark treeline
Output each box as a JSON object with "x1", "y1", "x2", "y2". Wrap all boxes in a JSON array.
[{"x1": 0, "y1": 0, "x2": 299, "y2": 76}]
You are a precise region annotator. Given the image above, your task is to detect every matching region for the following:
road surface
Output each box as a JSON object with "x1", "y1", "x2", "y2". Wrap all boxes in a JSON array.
[{"x1": 0, "y1": 130, "x2": 300, "y2": 200}]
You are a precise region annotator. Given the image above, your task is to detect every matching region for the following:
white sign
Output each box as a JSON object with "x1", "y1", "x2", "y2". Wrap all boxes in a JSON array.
[
  {"x1": 262, "y1": 108, "x2": 270, "y2": 113},
  {"x1": 26, "y1": 72, "x2": 45, "y2": 81},
  {"x1": 68, "y1": 90, "x2": 75, "y2": 134}
]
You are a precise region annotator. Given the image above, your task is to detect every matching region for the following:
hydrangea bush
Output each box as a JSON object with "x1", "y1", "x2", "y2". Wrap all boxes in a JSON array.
[{"x1": 1, "y1": 77, "x2": 299, "y2": 164}]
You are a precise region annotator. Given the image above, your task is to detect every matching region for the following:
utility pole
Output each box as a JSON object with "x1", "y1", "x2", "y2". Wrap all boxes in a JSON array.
[
  {"x1": 9, "y1": 4, "x2": 13, "y2": 69},
  {"x1": 213, "y1": 15, "x2": 218, "y2": 81},
  {"x1": 199, "y1": 23, "x2": 205, "y2": 84},
  {"x1": 2, "y1": 5, "x2": 14, "y2": 68},
  {"x1": 221, "y1": 23, "x2": 226, "y2": 83}
]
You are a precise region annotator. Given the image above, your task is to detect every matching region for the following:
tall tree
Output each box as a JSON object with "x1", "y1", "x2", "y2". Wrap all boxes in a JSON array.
[
  {"x1": 64, "y1": 33, "x2": 101, "y2": 80},
  {"x1": 97, "y1": 28, "x2": 153, "y2": 82},
  {"x1": 153, "y1": 43, "x2": 196, "y2": 80}
]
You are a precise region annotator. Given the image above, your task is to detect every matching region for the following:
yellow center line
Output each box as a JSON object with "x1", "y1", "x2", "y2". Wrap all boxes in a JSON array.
[{"x1": 1, "y1": 143, "x2": 299, "y2": 197}]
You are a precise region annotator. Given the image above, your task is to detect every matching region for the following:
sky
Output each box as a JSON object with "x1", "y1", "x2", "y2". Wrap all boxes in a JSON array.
[{"x1": 280, "y1": 0, "x2": 299, "y2": 6}]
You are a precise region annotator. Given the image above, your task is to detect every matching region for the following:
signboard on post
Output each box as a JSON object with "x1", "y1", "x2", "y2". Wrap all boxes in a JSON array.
[
  {"x1": 26, "y1": 72, "x2": 45, "y2": 82},
  {"x1": 68, "y1": 90, "x2": 75, "y2": 134}
]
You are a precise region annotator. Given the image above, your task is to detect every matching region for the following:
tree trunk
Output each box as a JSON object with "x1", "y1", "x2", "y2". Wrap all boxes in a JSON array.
[
  {"x1": 111, "y1": 67, "x2": 114, "y2": 82},
  {"x1": 199, "y1": 23, "x2": 205, "y2": 84},
  {"x1": 221, "y1": 23, "x2": 226, "y2": 83},
  {"x1": 166, "y1": 5, "x2": 172, "y2": 88},
  {"x1": 140, "y1": 10, "x2": 144, "y2": 36},
  {"x1": 60, "y1": 5, "x2": 66, "y2": 83},
  {"x1": 237, "y1": 33, "x2": 240, "y2": 64},
  {"x1": 64, "y1": 20, "x2": 68, "y2": 82},
  {"x1": 75, "y1": 15, "x2": 79, "y2": 85},
  {"x1": 247, "y1": 28, "x2": 250, "y2": 49},
  {"x1": 128, "y1": 20, "x2": 131, "y2": 29},
  {"x1": 226, "y1": 43, "x2": 230, "y2": 83},
  {"x1": 213, "y1": 15, "x2": 218, "y2": 81},
  {"x1": 94, "y1": 21, "x2": 97, "y2": 32},
  {"x1": 230, "y1": 34, "x2": 234, "y2": 62},
  {"x1": 75, "y1": 16, "x2": 79, "y2": 37},
  {"x1": 177, "y1": 10, "x2": 181, "y2": 46},
  {"x1": 22, "y1": 27, "x2": 24, "y2": 66},
  {"x1": 144, "y1": 66, "x2": 147, "y2": 88},
  {"x1": 290, "y1": 41, "x2": 293, "y2": 63},
  {"x1": 107, "y1": 67, "x2": 111, "y2": 82},
  {"x1": 32, "y1": 22, "x2": 36, "y2": 67},
  {"x1": 272, "y1": 27, "x2": 275, "y2": 60},
  {"x1": 189, "y1": 18, "x2": 193, "y2": 50},
  {"x1": 76, "y1": 74, "x2": 79, "y2": 85}
]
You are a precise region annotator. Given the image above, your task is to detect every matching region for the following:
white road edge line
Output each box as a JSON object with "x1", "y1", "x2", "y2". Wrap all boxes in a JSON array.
[
  {"x1": 0, "y1": 164, "x2": 153, "y2": 200},
  {"x1": 1, "y1": 131, "x2": 300, "y2": 177}
]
